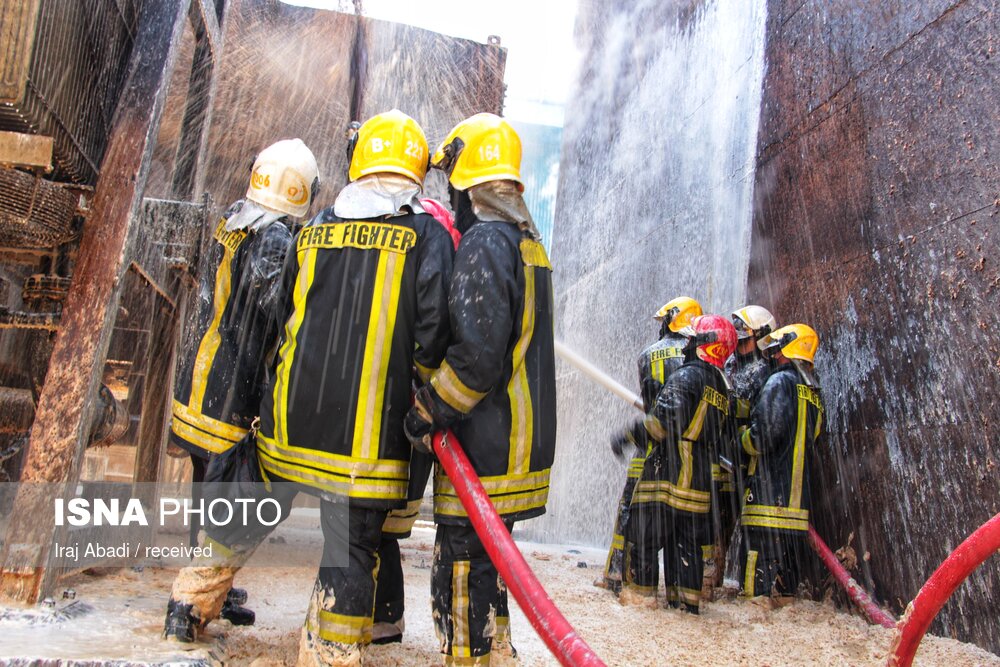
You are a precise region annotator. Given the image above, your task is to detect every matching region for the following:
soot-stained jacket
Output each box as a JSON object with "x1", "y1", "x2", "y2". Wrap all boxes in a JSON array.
[
  {"x1": 719, "y1": 352, "x2": 772, "y2": 491},
  {"x1": 629, "y1": 358, "x2": 731, "y2": 516},
  {"x1": 421, "y1": 219, "x2": 556, "y2": 525},
  {"x1": 171, "y1": 200, "x2": 293, "y2": 460},
  {"x1": 740, "y1": 363, "x2": 824, "y2": 533},
  {"x1": 638, "y1": 332, "x2": 687, "y2": 413},
  {"x1": 255, "y1": 208, "x2": 453, "y2": 508}
]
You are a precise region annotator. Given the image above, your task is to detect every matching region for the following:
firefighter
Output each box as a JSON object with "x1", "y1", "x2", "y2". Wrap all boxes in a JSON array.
[
  {"x1": 708, "y1": 305, "x2": 778, "y2": 592},
  {"x1": 739, "y1": 324, "x2": 822, "y2": 604},
  {"x1": 167, "y1": 138, "x2": 320, "y2": 626},
  {"x1": 600, "y1": 296, "x2": 702, "y2": 592},
  {"x1": 372, "y1": 198, "x2": 460, "y2": 645},
  {"x1": 164, "y1": 111, "x2": 454, "y2": 667},
  {"x1": 403, "y1": 113, "x2": 556, "y2": 666},
  {"x1": 616, "y1": 314, "x2": 736, "y2": 613}
]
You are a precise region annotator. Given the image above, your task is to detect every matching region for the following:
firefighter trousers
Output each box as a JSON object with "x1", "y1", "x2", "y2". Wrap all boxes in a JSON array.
[
  {"x1": 624, "y1": 504, "x2": 712, "y2": 613},
  {"x1": 431, "y1": 520, "x2": 514, "y2": 665},
  {"x1": 603, "y1": 455, "x2": 645, "y2": 584},
  {"x1": 740, "y1": 526, "x2": 810, "y2": 599}
]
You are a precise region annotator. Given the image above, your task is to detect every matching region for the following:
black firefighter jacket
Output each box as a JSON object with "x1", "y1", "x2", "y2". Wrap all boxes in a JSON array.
[
  {"x1": 740, "y1": 363, "x2": 824, "y2": 533},
  {"x1": 255, "y1": 208, "x2": 453, "y2": 509},
  {"x1": 422, "y1": 219, "x2": 556, "y2": 525},
  {"x1": 638, "y1": 332, "x2": 687, "y2": 412},
  {"x1": 171, "y1": 200, "x2": 293, "y2": 460},
  {"x1": 630, "y1": 358, "x2": 731, "y2": 516}
]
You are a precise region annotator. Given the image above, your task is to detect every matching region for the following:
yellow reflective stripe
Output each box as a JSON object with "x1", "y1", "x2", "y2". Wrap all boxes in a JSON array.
[
  {"x1": 171, "y1": 400, "x2": 249, "y2": 442},
  {"x1": 435, "y1": 486, "x2": 549, "y2": 518},
  {"x1": 743, "y1": 504, "x2": 810, "y2": 521},
  {"x1": 643, "y1": 414, "x2": 667, "y2": 441},
  {"x1": 652, "y1": 359, "x2": 664, "y2": 385},
  {"x1": 744, "y1": 550, "x2": 758, "y2": 597},
  {"x1": 741, "y1": 428, "x2": 758, "y2": 456},
  {"x1": 257, "y1": 448, "x2": 407, "y2": 500},
  {"x1": 436, "y1": 468, "x2": 550, "y2": 497},
  {"x1": 444, "y1": 657, "x2": 491, "y2": 666},
  {"x1": 623, "y1": 583, "x2": 657, "y2": 596},
  {"x1": 701, "y1": 545, "x2": 714, "y2": 561},
  {"x1": 508, "y1": 264, "x2": 536, "y2": 475},
  {"x1": 677, "y1": 438, "x2": 694, "y2": 489},
  {"x1": 519, "y1": 238, "x2": 552, "y2": 269},
  {"x1": 414, "y1": 361, "x2": 435, "y2": 383},
  {"x1": 742, "y1": 514, "x2": 809, "y2": 531},
  {"x1": 189, "y1": 243, "x2": 236, "y2": 411},
  {"x1": 257, "y1": 434, "x2": 407, "y2": 478},
  {"x1": 814, "y1": 411, "x2": 823, "y2": 440},
  {"x1": 666, "y1": 586, "x2": 701, "y2": 606},
  {"x1": 681, "y1": 397, "x2": 709, "y2": 441},
  {"x1": 736, "y1": 397, "x2": 751, "y2": 419},
  {"x1": 790, "y1": 391, "x2": 808, "y2": 509},
  {"x1": 171, "y1": 419, "x2": 239, "y2": 454},
  {"x1": 353, "y1": 251, "x2": 404, "y2": 459},
  {"x1": 273, "y1": 246, "x2": 318, "y2": 446},
  {"x1": 452, "y1": 560, "x2": 471, "y2": 658},
  {"x1": 634, "y1": 479, "x2": 710, "y2": 502},
  {"x1": 382, "y1": 499, "x2": 423, "y2": 535},
  {"x1": 627, "y1": 459, "x2": 645, "y2": 479},
  {"x1": 610, "y1": 534, "x2": 624, "y2": 549},
  {"x1": 308, "y1": 608, "x2": 372, "y2": 645},
  {"x1": 431, "y1": 360, "x2": 488, "y2": 414}
]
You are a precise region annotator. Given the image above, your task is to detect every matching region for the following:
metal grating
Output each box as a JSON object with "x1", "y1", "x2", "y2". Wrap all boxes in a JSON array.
[
  {"x1": 0, "y1": 167, "x2": 77, "y2": 248},
  {"x1": 0, "y1": 0, "x2": 143, "y2": 185}
]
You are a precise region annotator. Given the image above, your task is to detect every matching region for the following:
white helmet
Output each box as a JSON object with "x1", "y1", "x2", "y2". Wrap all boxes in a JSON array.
[
  {"x1": 246, "y1": 138, "x2": 320, "y2": 218},
  {"x1": 731, "y1": 305, "x2": 777, "y2": 341}
]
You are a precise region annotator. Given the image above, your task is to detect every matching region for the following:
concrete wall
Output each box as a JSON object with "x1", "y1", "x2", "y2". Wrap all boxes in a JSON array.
[
  {"x1": 749, "y1": 0, "x2": 1000, "y2": 652},
  {"x1": 535, "y1": 0, "x2": 768, "y2": 544}
]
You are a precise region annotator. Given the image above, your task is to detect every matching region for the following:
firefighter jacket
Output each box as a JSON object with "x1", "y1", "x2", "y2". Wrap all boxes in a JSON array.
[
  {"x1": 171, "y1": 200, "x2": 293, "y2": 460},
  {"x1": 255, "y1": 208, "x2": 454, "y2": 509},
  {"x1": 719, "y1": 352, "x2": 772, "y2": 490},
  {"x1": 740, "y1": 364, "x2": 824, "y2": 533},
  {"x1": 421, "y1": 219, "x2": 556, "y2": 525},
  {"x1": 638, "y1": 332, "x2": 687, "y2": 412},
  {"x1": 629, "y1": 358, "x2": 730, "y2": 516}
]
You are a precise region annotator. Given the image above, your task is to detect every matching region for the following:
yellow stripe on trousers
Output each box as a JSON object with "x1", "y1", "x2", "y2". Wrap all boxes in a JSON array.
[
  {"x1": 790, "y1": 393, "x2": 808, "y2": 509},
  {"x1": 353, "y1": 250, "x2": 404, "y2": 459},
  {"x1": 508, "y1": 264, "x2": 536, "y2": 475},
  {"x1": 189, "y1": 247, "x2": 235, "y2": 411},
  {"x1": 273, "y1": 247, "x2": 318, "y2": 445},
  {"x1": 452, "y1": 561, "x2": 471, "y2": 658}
]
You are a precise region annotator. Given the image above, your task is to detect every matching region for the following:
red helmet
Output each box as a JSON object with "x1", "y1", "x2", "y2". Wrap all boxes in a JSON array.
[
  {"x1": 420, "y1": 197, "x2": 461, "y2": 249},
  {"x1": 683, "y1": 314, "x2": 737, "y2": 368}
]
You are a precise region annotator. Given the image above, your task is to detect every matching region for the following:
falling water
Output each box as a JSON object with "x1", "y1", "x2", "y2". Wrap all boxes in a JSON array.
[{"x1": 524, "y1": 0, "x2": 769, "y2": 546}]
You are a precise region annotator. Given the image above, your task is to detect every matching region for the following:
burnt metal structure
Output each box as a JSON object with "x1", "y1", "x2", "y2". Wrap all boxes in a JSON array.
[
  {"x1": 0, "y1": 0, "x2": 223, "y2": 603},
  {"x1": 747, "y1": 0, "x2": 1000, "y2": 653}
]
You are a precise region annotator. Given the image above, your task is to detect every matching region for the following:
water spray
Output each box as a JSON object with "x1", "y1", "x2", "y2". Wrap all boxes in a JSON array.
[{"x1": 553, "y1": 340, "x2": 896, "y2": 629}]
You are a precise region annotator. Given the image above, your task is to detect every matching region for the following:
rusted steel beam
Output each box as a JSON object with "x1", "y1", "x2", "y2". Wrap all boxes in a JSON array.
[{"x1": 0, "y1": 0, "x2": 192, "y2": 604}]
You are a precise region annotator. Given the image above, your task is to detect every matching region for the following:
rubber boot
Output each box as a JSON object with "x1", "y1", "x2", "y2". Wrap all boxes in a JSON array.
[
  {"x1": 296, "y1": 626, "x2": 362, "y2": 667},
  {"x1": 220, "y1": 598, "x2": 256, "y2": 626},
  {"x1": 227, "y1": 587, "x2": 249, "y2": 606},
  {"x1": 163, "y1": 598, "x2": 201, "y2": 643}
]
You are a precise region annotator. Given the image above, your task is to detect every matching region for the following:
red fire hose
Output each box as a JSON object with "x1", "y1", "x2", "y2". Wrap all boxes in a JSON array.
[
  {"x1": 433, "y1": 430, "x2": 606, "y2": 667},
  {"x1": 887, "y1": 512, "x2": 1000, "y2": 667},
  {"x1": 807, "y1": 526, "x2": 896, "y2": 628}
]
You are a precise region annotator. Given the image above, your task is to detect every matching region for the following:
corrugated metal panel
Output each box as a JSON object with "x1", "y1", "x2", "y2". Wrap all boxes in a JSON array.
[{"x1": 0, "y1": 0, "x2": 143, "y2": 184}]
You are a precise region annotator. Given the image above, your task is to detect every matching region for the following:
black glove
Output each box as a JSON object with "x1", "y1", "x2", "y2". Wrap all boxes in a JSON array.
[
  {"x1": 404, "y1": 406, "x2": 433, "y2": 454},
  {"x1": 610, "y1": 431, "x2": 632, "y2": 461}
]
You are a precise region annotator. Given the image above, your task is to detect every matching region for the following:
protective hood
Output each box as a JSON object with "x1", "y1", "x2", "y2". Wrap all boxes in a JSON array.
[
  {"x1": 333, "y1": 173, "x2": 424, "y2": 219},
  {"x1": 224, "y1": 199, "x2": 285, "y2": 232},
  {"x1": 792, "y1": 360, "x2": 820, "y2": 388},
  {"x1": 468, "y1": 180, "x2": 540, "y2": 240}
]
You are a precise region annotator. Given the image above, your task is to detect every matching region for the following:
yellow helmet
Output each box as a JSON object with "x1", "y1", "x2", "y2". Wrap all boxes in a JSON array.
[
  {"x1": 431, "y1": 113, "x2": 523, "y2": 191},
  {"x1": 348, "y1": 109, "x2": 428, "y2": 185},
  {"x1": 763, "y1": 324, "x2": 819, "y2": 363},
  {"x1": 654, "y1": 296, "x2": 703, "y2": 333},
  {"x1": 247, "y1": 138, "x2": 319, "y2": 218}
]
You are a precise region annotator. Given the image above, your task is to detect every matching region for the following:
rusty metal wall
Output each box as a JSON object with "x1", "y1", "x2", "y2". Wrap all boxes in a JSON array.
[
  {"x1": 748, "y1": 0, "x2": 1000, "y2": 652},
  {"x1": 199, "y1": 0, "x2": 506, "y2": 213}
]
